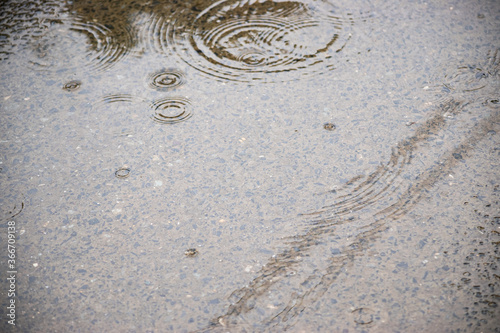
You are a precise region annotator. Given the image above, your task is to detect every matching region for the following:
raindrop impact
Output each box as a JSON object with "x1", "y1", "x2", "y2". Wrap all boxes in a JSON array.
[
  {"x1": 165, "y1": 0, "x2": 358, "y2": 82},
  {"x1": 150, "y1": 97, "x2": 193, "y2": 125},
  {"x1": 63, "y1": 80, "x2": 82, "y2": 92},
  {"x1": 115, "y1": 167, "x2": 131, "y2": 179},
  {"x1": 147, "y1": 69, "x2": 186, "y2": 90}
]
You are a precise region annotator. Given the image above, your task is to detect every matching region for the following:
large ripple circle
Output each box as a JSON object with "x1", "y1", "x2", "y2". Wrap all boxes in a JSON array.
[{"x1": 166, "y1": 0, "x2": 355, "y2": 83}]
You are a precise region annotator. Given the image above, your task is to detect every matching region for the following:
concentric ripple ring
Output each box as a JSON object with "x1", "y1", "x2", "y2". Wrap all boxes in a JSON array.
[
  {"x1": 166, "y1": 0, "x2": 356, "y2": 82},
  {"x1": 147, "y1": 69, "x2": 186, "y2": 90},
  {"x1": 150, "y1": 97, "x2": 193, "y2": 125}
]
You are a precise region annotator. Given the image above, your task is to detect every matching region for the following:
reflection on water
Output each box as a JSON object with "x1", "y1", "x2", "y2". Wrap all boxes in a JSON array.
[
  {"x1": 1, "y1": 1, "x2": 135, "y2": 71},
  {"x1": 166, "y1": 0, "x2": 358, "y2": 82},
  {"x1": 0, "y1": 0, "x2": 368, "y2": 80},
  {"x1": 28, "y1": 16, "x2": 133, "y2": 72}
]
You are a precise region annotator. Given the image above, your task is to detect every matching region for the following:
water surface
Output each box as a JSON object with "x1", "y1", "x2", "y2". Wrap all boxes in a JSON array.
[{"x1": 0, "y1": 0, "x2": 499, "y2": 332}]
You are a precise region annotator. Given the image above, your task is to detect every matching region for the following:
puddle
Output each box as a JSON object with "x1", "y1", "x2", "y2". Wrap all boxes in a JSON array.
[{"x1": 0, "y1": 0, "x2": 499, "y2": 332}]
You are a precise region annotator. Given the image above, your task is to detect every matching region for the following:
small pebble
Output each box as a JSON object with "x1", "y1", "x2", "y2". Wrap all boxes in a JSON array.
[
  {"x1": 323, "y1": 123, "x2": 336, "y2": 131},
  {"x1": 185, "y1": 248, "x2": 198, "y2": 257}
]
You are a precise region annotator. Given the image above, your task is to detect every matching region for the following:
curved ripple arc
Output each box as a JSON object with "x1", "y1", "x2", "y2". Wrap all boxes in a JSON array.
[{"x1": 27, "y1": 15, "x2": 133, "y2": 73}]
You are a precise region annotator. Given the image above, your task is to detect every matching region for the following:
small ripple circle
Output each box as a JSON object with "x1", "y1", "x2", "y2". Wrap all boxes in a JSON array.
[
  {"x1": 150, "y1": 97, "x2": 193, "y2": 125},
  {"x1": 115, "y1": 167, "x2": 131, "y2": 179},
  {"x1": 63, "y1": 80, "x2": 82, "y2": 91},
  {"x1": 147, "y1": 69, "x2": 186, "y2": 90}
]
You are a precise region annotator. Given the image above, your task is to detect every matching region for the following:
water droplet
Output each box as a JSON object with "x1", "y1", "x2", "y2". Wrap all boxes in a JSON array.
[{"x1": 150, "y1": 97, "x2": 193, "y2": 125}]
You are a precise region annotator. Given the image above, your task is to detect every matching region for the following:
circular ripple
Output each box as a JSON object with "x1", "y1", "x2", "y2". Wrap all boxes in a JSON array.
[
  {"x1": 351, "y1": 308, "x2": 379, "y2": 326},
  {"x1": 63, "y1": 80, "x2": 82, "y2": 91},
  {"x1": 115, "y1": 167, "x2": 131, "y2": 179},
  {"x1": 150, "y1": 97, "x2": 192, "y2": 125},
  {"x1": 147, "y1": 69, "x2": 186, "y2": 90},
  {"x1": 27, "y1": 15, "x2": 133, "y2": 73},
  {"x1": 166, "y1": 0, "x2": 357, "y2": 82}
]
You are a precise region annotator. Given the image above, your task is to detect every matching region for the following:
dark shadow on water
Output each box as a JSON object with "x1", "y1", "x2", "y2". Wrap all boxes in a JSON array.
[{"x1": 1, "y1": 0, "x2": 375, "y2": 80}]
